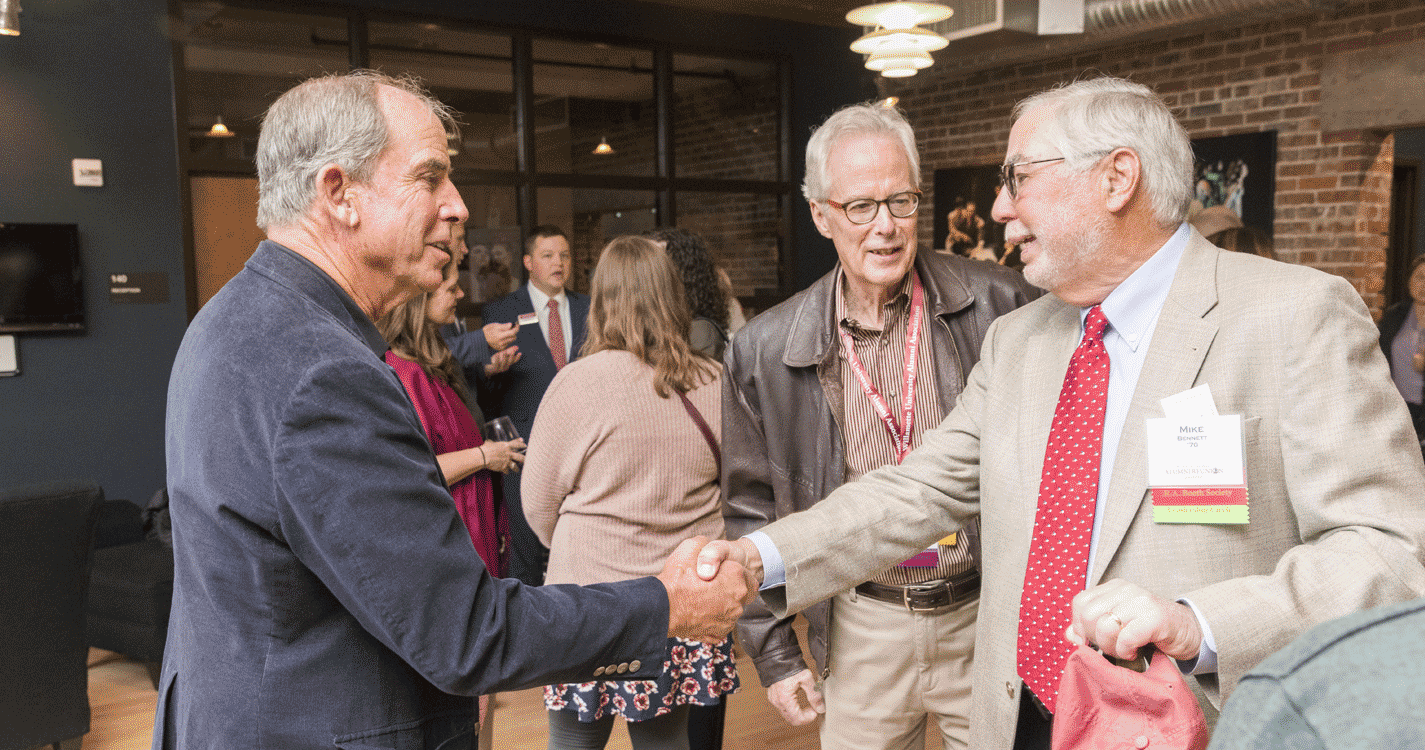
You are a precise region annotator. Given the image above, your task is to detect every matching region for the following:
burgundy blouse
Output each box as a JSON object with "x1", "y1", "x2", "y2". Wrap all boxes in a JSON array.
[{"x1": 386, "y1": 353, "x2": 508, "y2": 577}]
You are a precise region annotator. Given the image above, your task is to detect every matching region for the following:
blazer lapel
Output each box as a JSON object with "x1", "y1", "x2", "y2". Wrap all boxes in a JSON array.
[
  {"x1": 1090, "y1": 234, "x2": 1221, "y2": 584},
  {"x1": 1022, "y1": 301, "x2": 1083, "y2": 529}
]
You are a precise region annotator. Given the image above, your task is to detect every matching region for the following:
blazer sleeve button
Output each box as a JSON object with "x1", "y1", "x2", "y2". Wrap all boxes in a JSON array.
[
  {"x1": 629, "y1": 660, "x2": 641, "y2": 671},
  {"x1": 594, "y1": 666, "x2": 605, "y2": 677}
]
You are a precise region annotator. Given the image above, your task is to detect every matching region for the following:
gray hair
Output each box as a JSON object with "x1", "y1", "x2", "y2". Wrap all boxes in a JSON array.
[
  {"x1": 802, "y1": 102, "x2": 920, "y2": 204},
  {"x1": 1013, "y1": 76, "x2": 1193, "y2": 228},
  {"x1": 255, "y1": 70, "x2": 459, "y2": 230}
]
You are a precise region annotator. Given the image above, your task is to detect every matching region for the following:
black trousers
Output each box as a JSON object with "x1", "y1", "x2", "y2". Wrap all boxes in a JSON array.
[{"x1": 1012, "y1": 685, "x2": 1053, "y2": 750}]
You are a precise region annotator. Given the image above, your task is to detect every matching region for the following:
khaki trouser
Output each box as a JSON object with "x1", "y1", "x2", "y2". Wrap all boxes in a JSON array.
[{"x1": 820, "y1": 588, "x2": 978, "y2": 750}]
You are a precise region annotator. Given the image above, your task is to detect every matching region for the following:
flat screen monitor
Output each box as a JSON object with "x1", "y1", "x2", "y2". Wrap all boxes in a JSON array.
[{"x1": 0, "y1": 223, "x2": 86, "y2": 334}]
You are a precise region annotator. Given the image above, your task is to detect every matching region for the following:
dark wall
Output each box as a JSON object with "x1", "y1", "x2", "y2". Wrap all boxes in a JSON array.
[
  {"x1": 0, "y1": 0, "x2": 865, "y2": 503},
  {"x1": 0, "y1": 0, "x2": 187, "y2": 504}
]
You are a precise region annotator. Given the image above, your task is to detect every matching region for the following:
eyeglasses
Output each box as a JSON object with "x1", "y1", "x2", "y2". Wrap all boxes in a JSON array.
[
  {"x1": 826, "y1": 191, "x2": 921, "y2": 225},
  {"x1": 999, "y1": 157, "x2": 1065, "y2": 199}
]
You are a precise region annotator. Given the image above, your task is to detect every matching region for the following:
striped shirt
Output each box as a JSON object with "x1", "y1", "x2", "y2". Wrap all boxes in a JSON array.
[{"x1": 833, "y1": 269, "x2": 974, "y2": 586}]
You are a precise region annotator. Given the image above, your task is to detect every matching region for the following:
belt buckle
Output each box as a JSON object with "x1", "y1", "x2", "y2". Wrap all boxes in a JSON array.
[{"x1": 902, "y1": 579, "x2": 947, "y2": 612}]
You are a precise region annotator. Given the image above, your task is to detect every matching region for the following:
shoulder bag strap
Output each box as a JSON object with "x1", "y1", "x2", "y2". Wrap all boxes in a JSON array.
[{"x1": 677, "y1": 391, "x2": 721, "y2": 476}]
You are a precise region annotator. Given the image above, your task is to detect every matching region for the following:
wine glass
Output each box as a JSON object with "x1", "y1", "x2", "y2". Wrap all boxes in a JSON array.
[{"x1": 484, "y1": 416, "x2": 523, "y2": 451}]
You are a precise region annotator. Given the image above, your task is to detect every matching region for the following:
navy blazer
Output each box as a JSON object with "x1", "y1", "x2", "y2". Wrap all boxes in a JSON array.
[
  {"x1": 449, "y1": 284, "x2": 589, "y2": 440},
  {"x1": 160, "y1": 244, "x2": 663, "y2": 750}
]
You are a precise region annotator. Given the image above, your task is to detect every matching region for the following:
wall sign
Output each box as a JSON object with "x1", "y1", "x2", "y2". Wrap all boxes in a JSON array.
[
  {"x1": 72, "y1": 158, "x2": 104, "y2": 187},
  {"x1": 109, "y1": 272, "x2": 169, "y2": 304}
]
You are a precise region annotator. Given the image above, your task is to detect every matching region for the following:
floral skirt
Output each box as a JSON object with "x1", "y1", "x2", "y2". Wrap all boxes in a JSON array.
[{"x1": 544, "y1": 636, "x2": 738, "y2": 723}]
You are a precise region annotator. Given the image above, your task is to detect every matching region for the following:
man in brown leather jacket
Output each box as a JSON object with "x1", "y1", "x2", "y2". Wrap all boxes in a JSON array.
[{"x1": 722, "y1": 102, "x2": 1038, "y2": 749}]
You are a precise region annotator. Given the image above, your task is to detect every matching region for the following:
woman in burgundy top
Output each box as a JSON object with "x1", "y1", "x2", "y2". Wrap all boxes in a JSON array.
[{"x1": 379, "y1": 252, "x2": 524, "y2": 576}]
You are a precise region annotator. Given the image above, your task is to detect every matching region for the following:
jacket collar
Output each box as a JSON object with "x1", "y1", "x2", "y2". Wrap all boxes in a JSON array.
[
  {"x1": 782, "y1": 250, "x2": 975, "y2": 368},
  {"x1": 247, "y1": 240, "x2": 391, "y2": 358}
]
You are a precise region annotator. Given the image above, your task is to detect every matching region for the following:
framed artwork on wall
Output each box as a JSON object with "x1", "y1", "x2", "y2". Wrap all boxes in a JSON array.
[
  {"x1": 463, "y1": 226, "x2": 523, "y2": 305},
  {"x1": 1189, "y1": 130, "x2": 1277, "y2": 238},
  {"x1": 933, "y1": 165, "x2": 1007, "y2": 262}
]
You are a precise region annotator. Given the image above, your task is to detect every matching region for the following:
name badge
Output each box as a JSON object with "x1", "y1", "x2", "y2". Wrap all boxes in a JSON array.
[
  {"x1": 1146, "y1": 386, "x2": 1249, "y2": 524},
  {"x1": 518, "y1": 312, "x2": 538, "y2": 326},
  {"x1": 898, "y1": 534, "x2": 959, "y2": 567}
]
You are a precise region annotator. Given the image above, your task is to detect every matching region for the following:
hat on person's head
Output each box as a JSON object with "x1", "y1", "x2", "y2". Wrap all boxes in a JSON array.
[{"x1": 1188, "y1": 205, "x2": 1243, "y2": 239}]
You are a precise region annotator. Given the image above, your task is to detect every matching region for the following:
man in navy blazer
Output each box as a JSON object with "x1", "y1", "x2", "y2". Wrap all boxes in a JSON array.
[
  {"x1": 160, "y1": 72, "x2": 752, "y2": 750},
  {"x1": 448, "y1": 225, "x2": 587, "y2": 585}
]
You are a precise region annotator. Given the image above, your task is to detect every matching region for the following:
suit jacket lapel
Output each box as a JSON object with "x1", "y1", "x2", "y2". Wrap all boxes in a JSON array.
[
  {"x1": 569, "y1": 294, "x2": 589, "y2": 359},
  {"x1": 1024, "y1": 301, "x2": 1084, "y2": 504},
  {"x1": 1090, "y1": 234, "x2": 1221, "y2": 584},
  {"x1": 512, "y1": 286, "x2": 554, "y2": 362}
]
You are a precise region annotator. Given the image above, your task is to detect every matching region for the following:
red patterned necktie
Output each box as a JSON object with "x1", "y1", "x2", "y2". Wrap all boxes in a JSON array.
[
  {"x1": 1017, "y1": 304, "x2": 1111, "y2": 714},
  {"x1": 547, "y1": 298, "x2": 567, "y2": 369}
]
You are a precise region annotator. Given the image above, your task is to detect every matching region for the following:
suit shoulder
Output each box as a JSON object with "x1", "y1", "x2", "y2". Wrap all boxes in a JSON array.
[
  {"x1": 483, "y1": 289, "x2": 529, "y2": 318},
  {"x1": 1216, "y1": 252, "x2": 1360, "y2": 310}
]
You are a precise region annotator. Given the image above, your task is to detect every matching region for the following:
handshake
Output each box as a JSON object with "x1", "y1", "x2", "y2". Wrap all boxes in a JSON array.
[{"x1": 655, "y1": 536, "x2": 765, "y2": 643}]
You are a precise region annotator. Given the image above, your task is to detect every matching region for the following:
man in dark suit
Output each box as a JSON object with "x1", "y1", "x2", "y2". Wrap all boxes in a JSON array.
[
  {"x1": 448, "y1": 225, "x2": 587, "y2": 585},
  {"x1": 161, "y1": 71, "x2": 752, "y2": 750}
]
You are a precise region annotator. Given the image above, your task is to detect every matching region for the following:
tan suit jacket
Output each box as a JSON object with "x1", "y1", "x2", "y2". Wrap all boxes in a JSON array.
[{"x1": 759, "y1": 231, "x2": 1425, "y2": 748}]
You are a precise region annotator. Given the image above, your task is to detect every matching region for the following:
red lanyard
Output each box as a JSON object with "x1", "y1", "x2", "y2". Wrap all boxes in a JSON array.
[{"x1": 838, "y1": 271, "x2": 925, "y2": 464}]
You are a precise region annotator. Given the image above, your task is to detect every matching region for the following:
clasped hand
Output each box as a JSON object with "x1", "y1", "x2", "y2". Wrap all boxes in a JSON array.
[
  {"x1": 1067, "y1": 579, "x2": 1204, "y2": 662},
  {"x1": 658, "y1": 536, "x2": 758, "y2": 644}
]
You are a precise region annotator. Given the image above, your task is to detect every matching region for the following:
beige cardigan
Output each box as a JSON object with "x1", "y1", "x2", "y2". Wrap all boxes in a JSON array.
[{"x1": 521, "y1": 349, "x2": 724, "y2": 586}]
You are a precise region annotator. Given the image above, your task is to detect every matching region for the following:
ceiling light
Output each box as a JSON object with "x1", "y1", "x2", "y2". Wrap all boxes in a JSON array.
[
  {"x1": 847, "y1": 1, "x2": 952, "y2": 78},
  {"x1": 879, "y1": 96, "x2": 901, "y2": 108},
  {"x1": 879, "y1": 64, "x2": 921, "y2": 78},
  {"x1": 206, "y1": 117, "x2": 234, "y2": 138},
  {"x1": 0, "y1": 0, "x2": 20, "y2": 36},
  {"x1": 592, "y1": 137, "x2": 615, "y2": 155},
  {"x1": 865, "y1": 50, "x2": 934, "y2": 74},
  {"x1": 846, "y1": 1, "x2": 953, "y2": 28},
  {"x1": 850, "y1": 27, "x2": 948, "y2": 55}
]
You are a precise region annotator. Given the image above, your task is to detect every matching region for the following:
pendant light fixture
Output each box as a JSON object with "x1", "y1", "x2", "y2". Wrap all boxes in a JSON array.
[
  {"x1": 206, "y1": 116, "x2": 234, "y2": 137},
  {"x1": 846, "y1": 2, "x2": 953, "y2": 78},
  {"x1": 0, "y1": 0, "x2": 20, "y2": 36},
  {"x1": 592, "y1": 137, "x2": 615, "y2": 155}
]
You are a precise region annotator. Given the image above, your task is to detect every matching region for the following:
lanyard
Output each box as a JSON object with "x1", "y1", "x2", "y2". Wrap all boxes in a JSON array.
[{"x1": 838, "y1": 271, "x2": 925, "y2": 464}]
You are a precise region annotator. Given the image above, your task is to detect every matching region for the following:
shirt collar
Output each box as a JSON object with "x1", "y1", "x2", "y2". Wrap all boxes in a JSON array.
[
  {"x1": 833, "y1": 266, "x2": 912, "y2": 333},
  {"x1": 1092, "y1": 222, "x2": 1191, "y2": 350},
  {"x1": 527, "y1": 281, "x2": 566, "y2": 310}
]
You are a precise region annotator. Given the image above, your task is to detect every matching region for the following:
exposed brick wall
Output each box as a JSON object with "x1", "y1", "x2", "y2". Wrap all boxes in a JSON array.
[{"x1": 884, "y1": 0, "x2": 1423, "y2": 314}]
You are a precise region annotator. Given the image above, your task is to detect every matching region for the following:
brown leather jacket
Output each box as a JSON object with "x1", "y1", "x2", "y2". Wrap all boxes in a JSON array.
[{"x1": 722, "y1": 250, "x2": 1039, "y2": 687}]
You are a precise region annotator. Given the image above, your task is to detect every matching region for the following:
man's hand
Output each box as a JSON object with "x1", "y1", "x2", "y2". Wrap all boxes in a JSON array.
[
  {"x1": 1067, "y1": 578, "x2": 1204, "y2": 662},
  {"x1": 767, "y1": 669, "x2": 824, "y2": 726},
  {"x1": 659, "y1": 536, "x2": 757, "y2": 644},
  {"x1": 694, "y1": 537, "x2": 764, "y2": 588},
  {"x1": 484, "y1": 346, "x2": 521, "y2": 377},
  {"x1": 483, "y1": 321, "x2": 517, "y2": 351}
]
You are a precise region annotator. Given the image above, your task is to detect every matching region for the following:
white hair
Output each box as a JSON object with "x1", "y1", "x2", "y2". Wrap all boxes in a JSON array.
[
  {"x1": 803, "y1": 102, "x2": 920, "y2": 203},
  {"x1": 1013, "y1": 76, "x2": 1194, "y2": 228}
]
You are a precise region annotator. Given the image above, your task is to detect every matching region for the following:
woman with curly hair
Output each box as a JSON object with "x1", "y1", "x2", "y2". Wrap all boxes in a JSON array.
[
  {"x1": 521, "y1": 235, "x2": 737, "y2": 750},
  {"x1": 650, "y1": 228, "x2": 731, "y2": 360}
]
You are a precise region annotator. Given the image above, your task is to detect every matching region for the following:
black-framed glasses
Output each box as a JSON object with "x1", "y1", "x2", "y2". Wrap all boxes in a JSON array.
[
  {"x1": 999, "y1": 157, "x2": 1065, "y2": 199},
  {"x1": 826, "y1": 191, "x2": 921, "y2": 224}
]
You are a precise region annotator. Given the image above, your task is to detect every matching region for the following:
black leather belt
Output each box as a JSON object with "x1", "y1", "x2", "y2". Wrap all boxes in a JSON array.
[{"x1": 854, "y1": 569, "x2": 980, "y2": 612}]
